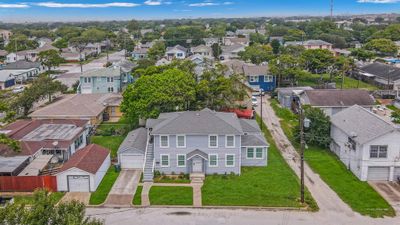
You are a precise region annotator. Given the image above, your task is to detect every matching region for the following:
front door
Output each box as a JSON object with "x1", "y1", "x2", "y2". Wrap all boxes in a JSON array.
[{"x1": 192, "y1": 157, "x2": 203, "y2": 173}]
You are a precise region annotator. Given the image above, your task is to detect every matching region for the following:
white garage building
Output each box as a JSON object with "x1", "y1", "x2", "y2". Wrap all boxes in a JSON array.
[
  {"x1": 118, "y1": 127, "x2": 147, "y2": 169},
  {"x1": 330, "y1": 105, "x2": 400, "y2": 181},
  {"x1": 57, "y1": 144, "x2": 110, "y2": 192}
]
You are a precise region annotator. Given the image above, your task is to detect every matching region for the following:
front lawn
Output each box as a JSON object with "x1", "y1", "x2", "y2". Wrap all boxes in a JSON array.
[
  {"x1": 201, "y1": 116, "x2": 317, "y2": 210},
  {"x1": 149, "y1": 186, "x2": 193, "y2": 205},
  {"x1": 132, "y1": 186, "x2": 142, "y2": 206},
  {"x1": 13, "y1": 192, "x2": 65, "y2": 205},
  {"x1": 89, "y1": 166, "x2": 120, "y2": 205},
  {"x1": 153, "y1": 173, "x2": 191, "y2": 184},
  {"x1": 90, "y1": 136, "x2": 125, "y2": 158},
  {"x1": 269, "y1": 99, "x2": 394, "y2": 217},
  {"x1": 305, "y1": 147, "x2": 395, "y2": 218}
]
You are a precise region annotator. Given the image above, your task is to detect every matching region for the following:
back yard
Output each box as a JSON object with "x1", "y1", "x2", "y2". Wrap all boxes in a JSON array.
[{"x1": 298, "y1": 74, "x2": 378, "y2": 91}]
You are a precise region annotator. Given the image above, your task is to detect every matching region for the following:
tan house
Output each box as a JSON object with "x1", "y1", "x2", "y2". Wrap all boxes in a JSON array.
[
  {"x1": 285, "y1": 40, "x2": 333, "y2": 51},
  {"x1": 29, "y1": 93, "x2": 123, "y2": 125}
]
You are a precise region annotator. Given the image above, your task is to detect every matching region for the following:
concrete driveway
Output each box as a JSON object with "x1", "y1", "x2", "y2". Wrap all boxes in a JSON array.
[
  {"x1": 369, "y1": 181, "x2": 400, "y2": 213},
  {"x1": 104, "y1": 169, "x2": 141, "y2": 207},
  {"x1": 60, "y1": 192, "x2": 90, "y2": 205}
]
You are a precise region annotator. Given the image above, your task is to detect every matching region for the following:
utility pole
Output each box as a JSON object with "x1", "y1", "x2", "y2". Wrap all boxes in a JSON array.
[
  {"x1": 260, "y1": 89, "x2": 263, "y2": 130},
  {"x1": 299, "y1": 106, "x2": 305, "y2": 204},
  {"x1": 330, "y1": 0, "x2": 334, "y2": 21}
]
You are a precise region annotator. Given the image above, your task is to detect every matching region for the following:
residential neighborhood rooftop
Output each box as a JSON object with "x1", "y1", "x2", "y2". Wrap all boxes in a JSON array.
[
  {"x1": 301, "y1": 89, "x2": 375, "y2": 107},
  {"x1": 117, "y1": 127, "x2": 148, "y2": 155}
]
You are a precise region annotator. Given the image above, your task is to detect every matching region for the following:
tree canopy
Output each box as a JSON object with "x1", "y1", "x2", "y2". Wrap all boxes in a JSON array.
[
  {"x1": 239, "y1": 44, "x2": 274, "y2": 64},
  {"x1": 38, "y1": 49, "x2": 65, "y2": 71}
]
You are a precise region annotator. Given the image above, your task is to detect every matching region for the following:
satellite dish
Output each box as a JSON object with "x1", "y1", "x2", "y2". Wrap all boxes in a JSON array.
[{"x1": 52, "y1": 141, "x2": 58, "y2": 147}]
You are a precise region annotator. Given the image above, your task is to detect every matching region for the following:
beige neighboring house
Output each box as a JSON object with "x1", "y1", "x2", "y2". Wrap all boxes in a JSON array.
[
  {"x1": 29, "y1": 93, "x2": 123, "y2": 125},
  {"x1": 190, "y1": 44, "x2": 213, "y2": 57},
  {"x1": 223, "y1": 37, "x2": 250, "y2": 46},
  {"x1": 0, "y1": 29, "x2": 12, "y2": 43},
  {"x1": 285, "y1": 40, "x2": 333, "y2": 51}
]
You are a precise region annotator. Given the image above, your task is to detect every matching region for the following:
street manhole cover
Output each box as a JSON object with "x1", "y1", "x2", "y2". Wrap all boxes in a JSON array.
[{"x1": 167, "y1": 211, "x2": 192, "y2": 216}]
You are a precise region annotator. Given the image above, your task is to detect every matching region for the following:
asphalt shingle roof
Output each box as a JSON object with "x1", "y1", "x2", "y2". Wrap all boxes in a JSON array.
[
  {"x1": 301, "y1": 89, "x2": 375, "y2": 107},
  {"x1": 243, "y1": 64, "x2": 269, "y2": 76},
  {"x1": 118, "y1": 128, "x2": 147, "y2": 155},
  {"x1": 360, "y1": 63, "x2": 400, "y2": 82},
  {"x1": 81, "y1": 66, "x2": 122, "y2": 77},
  {"x1": 241, "y1": 134, "x2": 269, "y2": 147},
  {"x1": 331, "y1": 105, "x2": 396, "y2": 144}
]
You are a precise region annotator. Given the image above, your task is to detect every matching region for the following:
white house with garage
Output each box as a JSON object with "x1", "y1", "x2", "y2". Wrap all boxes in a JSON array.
[
  {"x1": 117, "y1": 127, "x2": 147, "y2": 169},
  {"x1": 330, "y1": 105, "x2": 400, "y2": 182},
  {"x1": 57, "y1": 144, "x2": 110, "y2": 192}
]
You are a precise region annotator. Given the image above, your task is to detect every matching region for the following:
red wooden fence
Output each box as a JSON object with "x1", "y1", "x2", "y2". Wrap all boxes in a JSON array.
[{"x1": 0, "y1": 176, "x2": 57, "y2": 192}]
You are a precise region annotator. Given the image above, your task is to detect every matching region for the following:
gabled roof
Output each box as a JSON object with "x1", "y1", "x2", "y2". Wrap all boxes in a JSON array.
[
  {"x1": 285, "y1": 39, "x2": 332, "y2": 46},
  {"x1": 59, "y1": 144, "x2": 110, "y2": 174},
  {"x1": 243, "y1": 64, "x2": 269, "y2": 76},
  {"x1": 241, "y1": 134, "x2": 269, "y2": 147},
  {"x1": 360, "y1": 63, "x2": 400, "y2": 82},
  {"x1": 191, "y1": 45, "x2": 212, "y2": 53},
  {"x1": 187, "y1": 149, "x2": 208, "y2": 160},
  {"x1": 118, "y1": 128, "x2": 147, "y2": 155},
  {"x1": 3, "y1": 61, "x2": 41, "y2": 70},
  {"x1": 221, "y1": 44, "x2": 246, "y2": 54},
  {"x1": 166, "y1": 45, "x2": 187, "y2": 53},
  {"x1": 331, "y1": 105, "x2": 397, "y2": 144},
  {"x1": 239, "y1": 119, "x2": 261, "y2": 133},
  {"x1": 301, "y1": 89, "x2": 375, "y2": 107},
  {"x1": 81, "y1": 66, "x2": 122, "y2": 77},
  {"x1": 150, "y1": 108, "x2": 243, "y2": 135}
]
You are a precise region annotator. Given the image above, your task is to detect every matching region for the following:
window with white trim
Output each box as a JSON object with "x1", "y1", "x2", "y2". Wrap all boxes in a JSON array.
[
  {"x1": 160, "y1": 135, "x2": 169, "y2": 148},
  {"x1": 161, "y1": 154, "x2": 169, "y2": 167},
  {"x1": 247, "y1": 148, "x2": 254, "y2": 158},
  {"x1": 264, "y1": 75, "x2": 273, "y2": 82},
  {"x1": 256, "y1": 148, "x2": 263, "y2": 159},
  {"x1": 226, "y1": 135, "x2": 235, "y2": 148},
  {"x1": 177, "y1": 154, "x2": 186, "y2": 167},
  {"x1": 249, "y1": 76, "x2": 258, "y2": 82},
  {"x1": 176, "y1": 135, "x2": 186, "y2": 148},
  {"x1": 209, "y1": 154, "x2": 218, "y2": 167},
  {"x1": 209, "y1": 135, "x2": 218, "y2": 148},
  {"x1": 370, "y1": 145, "x2": 388, "y2": 158},
  {"x1": 226, "y1": 154, "x2": 235, "y2": 167}
]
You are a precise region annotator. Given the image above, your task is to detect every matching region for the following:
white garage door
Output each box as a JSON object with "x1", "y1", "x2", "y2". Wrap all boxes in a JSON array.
[
  {"x1": 394, "y1": 167, "x2": 400, "y2": 181},
  {"x1": 120, "y1": 154, "x2": 144, "y2": 169},
  {"x1": 68, "y1": 175, "x2": 90, "y2": 192},
  {"x1": 367, "y1": 167, "x2": 390, "y2": 181}
]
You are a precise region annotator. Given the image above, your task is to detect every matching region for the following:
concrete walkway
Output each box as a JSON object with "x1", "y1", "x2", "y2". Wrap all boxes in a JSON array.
[
  {"x1": 60, "y1": 192, "x2": 90, "y2": 205},
  {"x1": 105, "y1": 169, "x2": 141, "y2": 207},
  {"x1": 256, "y1": 97, "x2": 354, "y2": 215},
  {"x1": 370, "y1": 182, "x2": 400, "y2": 213}
]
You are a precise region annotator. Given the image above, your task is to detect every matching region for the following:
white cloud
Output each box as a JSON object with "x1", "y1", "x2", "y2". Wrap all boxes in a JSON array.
[
  {"x1": 357, "y1": 0, "x2": 400, "y2": 3},
  {"x1": 189, "y1": 1, "x2": 234, "y2": 7},
  {"x1": 0, "y1": 3, "x2": 30, "y2": 8},
  {"x1": 36, "y1": 2, "x2": 140, "y2": 8},
  {"x1": 144, "y1": 0, "x2": 162, "y2": 5}
]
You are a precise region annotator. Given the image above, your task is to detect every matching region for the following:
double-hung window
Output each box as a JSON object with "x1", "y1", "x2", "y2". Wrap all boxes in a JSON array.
[
  {"x1": 160, "y1": 154, "x2": 169, "y2": 167},
  {"x1": 247, "y1": 148, "x2": 254, "y2": 158},
  {"x1": 226, "y1": 154, "x2": 235, "y2": 167},
  {"x1": 160, "y1": 135, "x2": 169, "y2": 148},
  {"x1": 255, "y1": 148, "x2": 263, "y2": 159},
  {"x1": 176, "y1": 135, "x2": 186, "y2": 148},
  {"x1": 264, "y1": 75, "x2": 273, "y2": 82},
  {"x1": 226, "y1": 135, "x2": 235, "y2": 148},
  {"x1": 370, "y1": 145, "x2": 388, "y2": 158},
  {"x1": 177, "y1": 154, "x2": 186, "y2": 167},
  {"x1": 249, "y1": 76, "x2": 258, "y2": 82},
  {"x1": 209, "y1": 154, "x2": 218, "y2": 167},
  {"x1": 209, "y1": 135, "x2": 218, "y2": 148}
]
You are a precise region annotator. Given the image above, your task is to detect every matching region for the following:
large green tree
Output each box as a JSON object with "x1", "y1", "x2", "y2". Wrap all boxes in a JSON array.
[
  {"x1": 5, "y1": 34, "x2": 39, "y2": 52},
  {"x1": 121, "y1": 68, "x2": 196, "y2": 121},
  {"x1": 364, "y1": 38, "x2": 398, "y2": 56},
  {"x1": 147, "y1": 41, "x2": 166, "y2": 60},
  {"x1": 300, "y1": 49, "x2": 335, "y2": 74},
  {"x1": 38, "y1": 49, "x2": 65, "y2": 72},
  {"x1": 350, "y1": 48, "x2": 375, "y2": 62},
  {"x1": 0, "y1": 189, "x2": 103, "y2": 225},
  {"x1": 239, "y1": 44, "x2": 274, "y2": 64}
]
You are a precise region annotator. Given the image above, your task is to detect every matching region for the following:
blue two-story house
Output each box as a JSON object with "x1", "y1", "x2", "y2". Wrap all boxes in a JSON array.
[
  {"x1": 78, "y1": 66, "x2": 132, "y2": 94},
  {"x1": 243, "y1": 64, "x2": 276, "y2": 92},
  {"x1": 117, "y1": 108, "x2": 269, "y2": 182}
]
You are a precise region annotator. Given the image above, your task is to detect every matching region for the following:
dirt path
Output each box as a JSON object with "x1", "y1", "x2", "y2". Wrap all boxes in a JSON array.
[{"x1": 256, "y1": 97, "x2": 355, "y2": 216}]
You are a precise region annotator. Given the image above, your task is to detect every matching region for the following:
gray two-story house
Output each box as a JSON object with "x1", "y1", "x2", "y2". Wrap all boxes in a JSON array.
[{"x1": 117, "y1": 109, "x2": 269, "y2": 182}]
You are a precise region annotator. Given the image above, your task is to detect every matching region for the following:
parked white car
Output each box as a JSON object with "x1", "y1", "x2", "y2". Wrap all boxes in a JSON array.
[
  {"x1": 12, "y1": 86, "x2": 25, "y2": 94},
  {"x1": 251, "y1": 96, "x2": 258, "y2": 106}
]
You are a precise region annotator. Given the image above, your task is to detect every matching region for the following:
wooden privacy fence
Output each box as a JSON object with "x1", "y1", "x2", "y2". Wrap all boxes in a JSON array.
[{"x1": 0, "y1": 176, "x2": 57, "y2": 192}]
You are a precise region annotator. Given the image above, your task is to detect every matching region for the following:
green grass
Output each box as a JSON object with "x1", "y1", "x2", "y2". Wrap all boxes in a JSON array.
[
  {"x1": 298, "y1": 74, "x2": 378, "y2": 91},
  {"x1": 90, "y1": 136, "x2": 125, "y2": 158},
  {"x1": 149, "y1": 186, "x2": 193, "y2": 205},
  {"x1": 270, "y1": 99, "x2": 298, "y2": 143},
  {"x1": 270, "y1": 100, "x2": 394, "y2": 217},
  {"x1": 13, "y1": 192, "x2": 65, "y2": 205},
  {"x1": 89, "y1": 166, "x2": 120, "y2": 205},
  {"x1": 153, "y1": 175, "x2": 191, "y2": 184},
  {"x1": 132, "y1": 186, "x2": 142, "y2": 206},
  {"x1": 201, "y1": 116, "x2": 317, "y2": 210}
]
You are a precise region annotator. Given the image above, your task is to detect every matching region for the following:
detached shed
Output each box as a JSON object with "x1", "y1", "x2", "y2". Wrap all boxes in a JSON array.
[
  {"x1": 56, "y1": 144, "x2": 110, "y2": 192},
  {"x1": 118, "y1": 128, "x2": 147, "y2": 169}
]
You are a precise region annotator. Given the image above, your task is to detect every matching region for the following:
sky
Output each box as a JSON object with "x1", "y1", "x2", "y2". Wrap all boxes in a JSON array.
[{"x1": 0, "y1": 0, "x2": 400, "y2": 22}]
